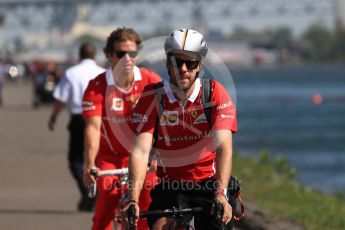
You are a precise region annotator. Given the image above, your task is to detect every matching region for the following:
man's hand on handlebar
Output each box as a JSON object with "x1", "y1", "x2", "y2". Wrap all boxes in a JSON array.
[
  {"x1": 83, "y1": 166, "x2": 99, "y2": 187},
  {"x1": 122, "y1": 201, "x2": 140, "y2": 230},
  {"x1": 212, "y1": 194, "x2": 233, "y2": 225}
]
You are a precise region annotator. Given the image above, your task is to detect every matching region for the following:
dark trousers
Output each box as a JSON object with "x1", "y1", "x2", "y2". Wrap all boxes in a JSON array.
[
  {"x1": 148, "y1": 178, "x2": 236, "y2": 230},
  {"x1": 68, "y1": 115, "x2": 87, "y2": 199}
]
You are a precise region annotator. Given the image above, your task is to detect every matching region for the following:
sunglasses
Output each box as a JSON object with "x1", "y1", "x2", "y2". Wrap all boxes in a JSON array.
[
  {"x1": 114, "y1": 50, "x2": 138, "y2": 59},
  {"x1": 169, "y1": 57, "x2": 199, "y2": 70}
]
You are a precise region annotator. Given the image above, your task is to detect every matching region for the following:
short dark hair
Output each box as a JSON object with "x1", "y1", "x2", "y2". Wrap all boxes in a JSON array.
[
  {"x1": 103, "y1": 27, "x2": 142, "y2": 55},
  {"x1": 79, "y1": 42, "x2": 96, "y2": 59}
]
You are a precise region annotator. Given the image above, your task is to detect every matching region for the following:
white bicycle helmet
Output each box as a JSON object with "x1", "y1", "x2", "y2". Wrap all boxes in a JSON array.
[{"x1": 164, "y1": 29, "x2": 208, "y2": 60}]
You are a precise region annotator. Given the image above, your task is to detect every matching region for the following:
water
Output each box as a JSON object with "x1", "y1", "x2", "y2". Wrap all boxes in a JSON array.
[
  {"x1": 150, "y1": 63, "x2": 345, "y2": 193},
  {"x1": 230, "y1": 65, "x2": 345, "y2": 194}
]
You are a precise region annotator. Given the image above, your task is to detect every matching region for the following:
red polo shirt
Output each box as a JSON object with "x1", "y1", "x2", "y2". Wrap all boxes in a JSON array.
[
  {"x1": 133, "y1": 78, "x2": 237, "y2": 181},
  {"x1": 83, "y1": 67, "x2": 161, "y2": 168}
]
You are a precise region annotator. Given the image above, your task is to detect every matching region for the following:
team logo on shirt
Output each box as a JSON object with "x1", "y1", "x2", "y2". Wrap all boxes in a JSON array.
[
  {"x1": 110, "y1": 98, "x2": 123, "y2": 111},
  {"x1": 160, "y1": 111, "x2": 179, "y2": 126},
  {"x1": 130, "y1": 94, "x2": 138, "y2": 103},
  {"x1": 130, "y1": 95, "x2": 139, "y2": 108},
  {"x1": 191, "y1": 110, "x2": 198, "y2": 118},
  {"x1": 193, "y1": 113, "x2": 207, "y2": 124}
]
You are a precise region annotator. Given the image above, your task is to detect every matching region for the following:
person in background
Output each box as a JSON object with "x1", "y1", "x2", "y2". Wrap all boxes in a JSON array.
[
  {"x1": 32, "y1": 59, "x2": 61, "y2": 108},
  {"x1": 48, "y1": 42, "x2": 105, "y2": 211},
  {"x1": 82, "y1": 27, "x2": 161, "y2": 230}
]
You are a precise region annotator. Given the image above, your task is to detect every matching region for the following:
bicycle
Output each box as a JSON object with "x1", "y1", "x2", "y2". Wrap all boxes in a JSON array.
[
  {"x1": 89, "y1": 167, "x2": 130, "y2": 230},
  {"x1": 128, "y1": 205, "x2": 204, "y2": 230},
  {"x1": 127, "y1": 189, "x2": 245, "y2": 230},
  {"x1": 88, "y1": 167, "x2": 155, "y2": 230}
]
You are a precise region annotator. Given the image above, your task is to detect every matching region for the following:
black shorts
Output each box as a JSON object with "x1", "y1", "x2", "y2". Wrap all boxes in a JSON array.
[{"x1": 147, "y1": 178, "x2": 236, "y2": 230}]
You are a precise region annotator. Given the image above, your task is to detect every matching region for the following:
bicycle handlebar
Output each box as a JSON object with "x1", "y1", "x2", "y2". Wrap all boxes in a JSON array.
[
  {"x1": 88, "y1": 167, "x2": 129, "y2": 198},
  {"x1": 90, "y1": 167, "x2": 129, "y2": 177},
  {"x1": 90, "y1": 166, "x2": 154, "y2": 178},
  {"x1": 140, "y1": 207, "x2": 203, "y2": 218},
  {"x1": 88, "y1": 167, "x2": 154, "y2": 198}
]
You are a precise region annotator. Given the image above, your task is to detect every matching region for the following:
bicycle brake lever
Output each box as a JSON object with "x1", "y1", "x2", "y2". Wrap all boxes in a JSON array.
[
  {"x1": 87, "y1": 168, "x2": 98, "y2": 198},
  {"x1": 90, "y1": 168, "x2": 98, "y2": 178},
  {"x1": 128, "y1": 204, "x2": 137, "y2": 230},
  {"x1": 213, "y1": 199, "x2": 224, "y2": 224},
  {"x1": 88, "y1": 183, "x2": 97, "y2": 198}
]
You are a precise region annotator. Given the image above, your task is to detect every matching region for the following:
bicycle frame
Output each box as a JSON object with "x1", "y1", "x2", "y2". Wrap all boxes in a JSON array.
[
  {"x1": 89, "y1": 168, "x2": 130, "y2": 230},
  {"x1": 88, "y1": 167, "x2": 154, "y2": 230}
]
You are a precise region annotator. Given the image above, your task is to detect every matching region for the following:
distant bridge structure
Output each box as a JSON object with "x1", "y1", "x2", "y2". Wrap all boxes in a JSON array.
[
  {"x1": 0, "y1": 0, "x2": 343, "y2": 56},
  {"x1": 0, "y1": 0, "x2": 341, "y2": 33}
]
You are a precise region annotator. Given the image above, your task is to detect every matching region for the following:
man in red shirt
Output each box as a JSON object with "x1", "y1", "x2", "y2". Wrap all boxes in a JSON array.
[
  {"x1": 124, "y1": 29, "x2": 237, "y2": 229},
  {"x1": 82, "y1": 27, "x2": 160, "y2": 230}
]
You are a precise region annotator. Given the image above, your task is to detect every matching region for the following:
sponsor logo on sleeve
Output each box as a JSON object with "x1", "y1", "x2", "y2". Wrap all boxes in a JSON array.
[
  {"x1": 82, "y1": 101, "x2": 93, "y2": 106},
  {"x1": 220, "y1": 114, "x2": 235, "y2": 119},
  {"x1": 83, "y1": 105, "x2": 96, "y2": 111},
  {"x1": 216, "y1": 101, "x2": 232, "y2": 111},
  {"x1": 82, "y1": 101, "x2": 96, "y2": 111}
]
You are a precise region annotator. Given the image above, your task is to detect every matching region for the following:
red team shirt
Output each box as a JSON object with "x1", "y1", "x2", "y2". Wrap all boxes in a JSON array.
[
  {"x1": 82, "y1": 67, "x2": 161, "y2": 168},
  {"x1": 133, "y1": 78, "x2": 237, "y2": 181}
]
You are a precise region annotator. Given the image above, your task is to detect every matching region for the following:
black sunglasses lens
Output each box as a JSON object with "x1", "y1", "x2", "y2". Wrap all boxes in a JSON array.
[
  {"x1": 170, "y1": 58, "x2": 199, "y2": 69},
  {"x1": 185, "y1": 60, "x2": 199, "y2": 69},
  {"x1": 174, "y1": 58, "x2": 184, "y2": 67},
  {"x1": 128, "y1": 51, "x2": 138, "y2": 58},
  {"x1": 115, "y1": 51, "x2": 126, "y2": 58},
  {"x1": 115, "y1": 51, "x2": 138, "y2": 58}
]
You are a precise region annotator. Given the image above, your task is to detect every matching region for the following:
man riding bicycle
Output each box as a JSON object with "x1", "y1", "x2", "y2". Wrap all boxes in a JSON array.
[
  {"x1": 82, "y1": 27, "x2": 161, "y2": 230},
  {"x1": 124, "y1": 29, "x2": 237, "y2": 229}
]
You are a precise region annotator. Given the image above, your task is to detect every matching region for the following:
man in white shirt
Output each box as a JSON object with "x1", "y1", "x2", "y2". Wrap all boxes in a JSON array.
[{"x1": 48, "y1": 42, "x2": 105, "y2": 211}]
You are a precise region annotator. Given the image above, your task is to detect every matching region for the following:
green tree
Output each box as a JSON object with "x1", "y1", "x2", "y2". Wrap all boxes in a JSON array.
[
  {"x1": 231, "y1": 25, "x2": 254, "y2": 41},
  {"x1": 332, "y1": 27, "x2": 345, "y2": 61},
  {"x1": 272, "y1": 27, "x2": 293, "y2": 50},
  {"x1": 74, "y1": 34, "x2": 103, "y2": 45},
  {"x1": 301, "y1": 24, "x2": 332, "y2": 62}
]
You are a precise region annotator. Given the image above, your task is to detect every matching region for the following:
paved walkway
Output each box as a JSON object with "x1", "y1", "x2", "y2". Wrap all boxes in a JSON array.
[
  {"x1": 0, "y1": 80, "x2": 92, "y2": 229},
  {"x1": 0, "y1": 79, "x2": 304, "y2": 230}
]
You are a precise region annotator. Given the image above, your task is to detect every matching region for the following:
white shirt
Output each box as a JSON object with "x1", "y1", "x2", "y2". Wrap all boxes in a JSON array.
[{"x1": 53, "y1": 59, "x2": 105, "y2": 114}]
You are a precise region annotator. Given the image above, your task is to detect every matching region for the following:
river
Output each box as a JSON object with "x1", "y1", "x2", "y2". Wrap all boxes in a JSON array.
[{"x1": 230, "y1": 65, "x2": 345, "y2": 194}]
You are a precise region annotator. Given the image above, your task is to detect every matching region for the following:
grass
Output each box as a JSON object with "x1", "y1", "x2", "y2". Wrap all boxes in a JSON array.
[{"x1": 232, "y1": 150, "x2": 345, "y2": 230}]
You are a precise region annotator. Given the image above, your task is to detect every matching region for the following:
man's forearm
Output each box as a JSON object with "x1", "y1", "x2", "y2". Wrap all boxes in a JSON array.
[
  {"x1": 128, "y1": 154, "x2": 148, "y2": 202},
  {"x1": 128, "y1": 132, "x2": 153, "y2": 202},
  {"x1": 84, "y1": 118, "x2": 101, "y2": 169},
  {"x1": 214, "y1": 130, "x2": 233, "y2": 190}
]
